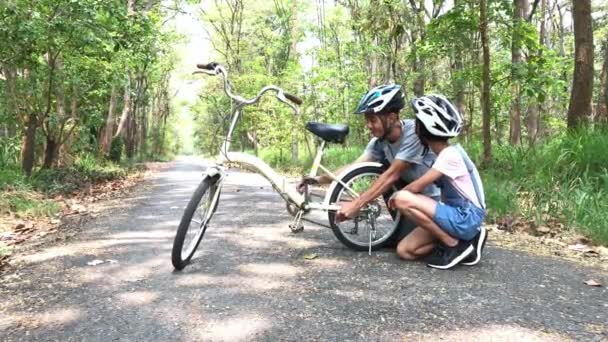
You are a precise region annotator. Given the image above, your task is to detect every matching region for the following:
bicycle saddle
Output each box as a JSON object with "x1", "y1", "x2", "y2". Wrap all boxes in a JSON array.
[{"x1": 305, "y1": 122, "x2": 349, "y2": 144}]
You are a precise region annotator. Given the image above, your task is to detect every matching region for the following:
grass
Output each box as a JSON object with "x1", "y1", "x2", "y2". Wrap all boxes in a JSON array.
[
  {"x1": 1, "y1": 154, "x2": 140, "y2": 221},
  {"x1": 0, "y1": 245, "x2": 11, "y2": 257},
  {"x1": 0, "y1": 190, "x2": 60, "y2": 218},
  {"x1": 470, "y1": 128, "x2": 608, "y2": 245}
]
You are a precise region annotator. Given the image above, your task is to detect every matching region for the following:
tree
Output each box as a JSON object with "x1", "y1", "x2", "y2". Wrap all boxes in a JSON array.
[
  {"x1": 566, "y1": 0, "x2": 594, "y2": 129},
  {"x1": 509, "y1": 0, "x2": 529, "y2": 145},
  {"x1": 480, "y1": 0, "x2": 492, "y2": 166},
  {"x1": 597, "y1": 38, "x2": 608, "y2": 124}
]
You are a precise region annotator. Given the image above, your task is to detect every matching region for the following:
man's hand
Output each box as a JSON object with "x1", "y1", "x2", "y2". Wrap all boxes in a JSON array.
[
  {"x1": 335, "y1": 200, "x2": 361, "y2": 223},
  {"x1": 297, "y1": 176, "x2": 319, "y2": 193},
  {"x1": 387, "y1": 191, "x2": 401, "y2": 210}
]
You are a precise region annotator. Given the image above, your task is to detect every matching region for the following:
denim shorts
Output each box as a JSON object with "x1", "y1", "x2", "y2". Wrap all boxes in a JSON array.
[{"x1": 433, "y1": 202, "x2": 485, "y2": 240}]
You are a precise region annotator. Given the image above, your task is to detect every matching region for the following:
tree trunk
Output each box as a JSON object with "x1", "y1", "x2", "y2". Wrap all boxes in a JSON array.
[
  {"x1": 480, "y1": 0, "x2": 492, "y2": 166},
  {"x1": 452, "y1": 0, "x2": 466, "y2": 139},
  {"x1": 509, "y1": 0, "x2": 528, "y2": 145},
  {"x1": 290, "y1": 0, "x2": 299, "y2": 163},
  {"x1": 595, "y1": 39, "x2": 608, "y2": 125},
  {"x1": 525, "y1": 0, "x2": 546, "y2": 146},
  {"x1": 43, "y1": 136, "x2": 58, "y2": 168},
  {"x1": 414, "y1": 0, "x2": 426, "y2": 96},
  {"x1": 114, "y1": 78, "x2": 132, "y2": 138},
  {"x1": 369, "y1": 35, "x2": 378, "y2": 87},
  {"x1": 125, "y1": 100, "x2": 137, "y2": 159},
  {"x1": 566, "y1": 0, "x2": 594, "y2": 129},
  {"x1": 100, "y1": 85, "x2": 118, "y2": 155},
  {"x1": 21, "y1": 113, "x2": 38, "y2": 176}
]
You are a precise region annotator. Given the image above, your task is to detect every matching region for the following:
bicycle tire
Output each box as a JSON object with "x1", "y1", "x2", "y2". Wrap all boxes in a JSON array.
[
  {"x1": 327, "y1": 165, "x2": 400, "y2": 251},
  {"x1": 171, "y1": 175, "x2": 221, "y2": 270}
]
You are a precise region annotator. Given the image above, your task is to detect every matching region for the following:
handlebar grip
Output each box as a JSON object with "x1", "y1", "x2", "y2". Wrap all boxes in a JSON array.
[
  {"x1": 284, "y1": 92, "x2": 303, "y2": 105},
  {"x1": 196, "y1": 62, "x2": 219, "y2": 71}
]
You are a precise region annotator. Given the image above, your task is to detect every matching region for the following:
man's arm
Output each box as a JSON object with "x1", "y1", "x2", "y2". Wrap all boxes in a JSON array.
[{"x1": 350, "y1": 159, "x2": 409, "y2": 208}]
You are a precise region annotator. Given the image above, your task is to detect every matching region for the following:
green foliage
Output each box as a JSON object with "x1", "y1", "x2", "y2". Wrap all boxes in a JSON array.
[
  {"x1": 109, "y1": 137, "x2": 124, "y2": 163},
  {"x1": 0, "y1": 0, "x2": 177, "y2": 173},
  {"x1": 0, "y1": 191, "x2": 60, "y2": 218},
  {"x1": 483, "y1": 129, "x2": 608, "y2": 244},
  {"x1": 0, "y1": 136, "x2": 21, "y2": 168},
  {"x1": 0, "y1": 245, "x2": 11, "y2": 257},
  {"x1": 0, "y1": 167, "x2": 61, "y2": 218}
]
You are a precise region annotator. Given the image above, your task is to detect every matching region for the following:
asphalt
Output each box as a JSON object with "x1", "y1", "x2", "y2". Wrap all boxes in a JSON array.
[{"x1": 1, "y1": 156, "x2": 606, "y2": 341}]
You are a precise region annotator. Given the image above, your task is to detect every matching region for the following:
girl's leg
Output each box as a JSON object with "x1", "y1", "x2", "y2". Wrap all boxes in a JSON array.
[
  {"x1": 390, "y1": 191, "x2": 459, "y2": 247},
  {"x1": 396, "y1": 227, "x2": 436, "y2": 260}
]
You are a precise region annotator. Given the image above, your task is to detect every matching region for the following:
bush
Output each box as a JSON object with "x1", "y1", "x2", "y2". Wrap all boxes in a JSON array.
[
  {"x1": 0, "y1": 136, "x2": 21, "y2": 168},
  {"x1": 481, "y1": 128, "x2": 608, "y2": 244},
  {"x1": 109, "y1": 137, "x2": 124, "y2": 162}
]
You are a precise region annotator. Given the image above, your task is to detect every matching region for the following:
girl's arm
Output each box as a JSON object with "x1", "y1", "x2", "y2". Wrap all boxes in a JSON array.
[{"x1": 404, "y1": 168, "x2": 443, "y2": 193}]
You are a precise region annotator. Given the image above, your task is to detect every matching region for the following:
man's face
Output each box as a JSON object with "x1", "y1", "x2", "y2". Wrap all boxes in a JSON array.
[{"x1": 364, "y1": 112, "x2": 395, "y2": 138}]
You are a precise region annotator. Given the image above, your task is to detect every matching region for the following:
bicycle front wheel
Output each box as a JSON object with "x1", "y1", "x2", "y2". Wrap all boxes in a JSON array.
[
  {"x1": 327, "y1": 165, "x2": 400, "y2": 251},
  {"x1": 172, "y1": 175, "x2": 221, "y2": 270}
]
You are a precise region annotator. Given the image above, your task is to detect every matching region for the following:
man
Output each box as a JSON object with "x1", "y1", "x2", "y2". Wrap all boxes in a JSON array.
[{"x1": 299, "y1": 84, "x2": 440, "y2": 249}]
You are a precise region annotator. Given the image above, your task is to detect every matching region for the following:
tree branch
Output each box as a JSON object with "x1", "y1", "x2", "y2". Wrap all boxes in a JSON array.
[{"x1": 528, "y1": 0, "x2": 542, "y2": 21}]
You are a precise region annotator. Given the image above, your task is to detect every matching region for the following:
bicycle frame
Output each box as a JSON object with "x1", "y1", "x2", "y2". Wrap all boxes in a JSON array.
[{"x1": 197, "y1": 64, "x2": 366, "y2": 214}]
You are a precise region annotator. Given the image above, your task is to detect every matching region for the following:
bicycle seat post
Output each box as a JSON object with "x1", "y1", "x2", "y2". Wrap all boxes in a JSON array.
[{"x1": 309, "y1": 140, "x2": 326, "y2": 178}]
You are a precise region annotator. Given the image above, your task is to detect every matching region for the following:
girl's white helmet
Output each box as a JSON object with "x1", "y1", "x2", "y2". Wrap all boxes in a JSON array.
[{"x1": 411, "y1": 95, "x2": 463, "y2": 137}]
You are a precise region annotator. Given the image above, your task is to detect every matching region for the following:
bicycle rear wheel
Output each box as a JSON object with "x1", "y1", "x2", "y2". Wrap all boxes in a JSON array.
[
  {"x1": 171, "y1": 175, "x2": 221, "y2": 270},
  {"x1": 327, "y1": 165, "x2": 400, "y2": 251}
]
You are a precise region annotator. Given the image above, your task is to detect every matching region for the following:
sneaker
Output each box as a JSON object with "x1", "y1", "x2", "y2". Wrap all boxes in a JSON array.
[
  {"x1": 427, "y1": 240, "x2": 474, "y2": 270},
  {"x1": 462, "y1": 226, "x2": 488, "y2": 266}
]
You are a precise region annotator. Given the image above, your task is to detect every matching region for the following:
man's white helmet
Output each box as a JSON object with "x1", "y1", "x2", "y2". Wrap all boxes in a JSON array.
[{"x1": 411, "y1": 95, "x2": 463, "y2": 137}]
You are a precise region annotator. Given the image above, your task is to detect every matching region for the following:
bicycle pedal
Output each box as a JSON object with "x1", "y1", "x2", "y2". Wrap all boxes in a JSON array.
[{"x1": 289, "y1": 224, "x2": 304, "y2": 233}]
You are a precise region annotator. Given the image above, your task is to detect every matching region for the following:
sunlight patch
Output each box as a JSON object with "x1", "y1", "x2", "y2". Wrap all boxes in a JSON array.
[
  {"x1": 239, "y1": 262, "x2": 301, "y2": 278},
  {"x1": 401, "y1": 324, "x2": 571, "y2": 341},
  {"x1": 116, "y1": 291, "x2": 159, "y2": 306},
  {"x1": 175, "y1": 274, "x2": 286, "y2": 291},
  {"x1": 196, "y1": 314, "x2": 271, "y2": 341}
]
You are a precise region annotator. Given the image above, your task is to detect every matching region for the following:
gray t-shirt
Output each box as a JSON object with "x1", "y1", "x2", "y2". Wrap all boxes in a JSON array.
[{"x1": 364, "y1": 119, "x2": 440, "y2": 198}]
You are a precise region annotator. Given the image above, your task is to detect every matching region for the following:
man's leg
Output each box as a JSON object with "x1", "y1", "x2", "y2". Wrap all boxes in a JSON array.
[
  {"x1": 395, "y1": 227, "x2": 436, "y2": 260},
  {"x1": 381, "y1": 178, "x2": 415, "y2": 248}
]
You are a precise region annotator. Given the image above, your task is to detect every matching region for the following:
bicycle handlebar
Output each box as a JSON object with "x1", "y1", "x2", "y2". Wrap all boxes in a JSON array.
[
  {"x1": 283, "y1": 92, "x2": 303, "y2": 105},
  {"x1": 194, "y1": 62, "x2": 303, "y2": 110}
]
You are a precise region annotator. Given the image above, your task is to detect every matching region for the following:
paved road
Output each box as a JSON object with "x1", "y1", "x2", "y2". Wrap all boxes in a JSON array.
[{"x1": 1, "y1": 156, "x2": 606, "y2": 341}]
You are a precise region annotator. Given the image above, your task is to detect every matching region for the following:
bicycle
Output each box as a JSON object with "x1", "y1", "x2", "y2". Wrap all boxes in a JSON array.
[{"x1": 171, "y1": 62, "x2": 403, "y2": 270}]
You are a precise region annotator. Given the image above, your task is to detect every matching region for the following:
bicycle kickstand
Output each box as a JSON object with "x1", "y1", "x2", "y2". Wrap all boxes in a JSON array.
[
  {"x1": 289, "y1": 209, "x2": 305, "y2": 233},
  {"x1": 367, "y1": 211, "x2": 377, "y2": 256}
]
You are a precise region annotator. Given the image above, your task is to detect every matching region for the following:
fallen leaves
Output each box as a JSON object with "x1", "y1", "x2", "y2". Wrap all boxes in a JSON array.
[
  {"x1": 488, "y1": 224, "x2": 608, "y2": 269},
  {"x1": 86, "y1": 259, "x2": 118, "y2": 266},
  {"x1": 0, "y1": 162, "x2": 163, "y2": 273},
  {"x1": 86, "y1": 259, "x2": 105, "y2": 266},
  {"x1": 584, "y1": 279, "x2": 602, "y2": 287},
  {"x1": 303, "y1": 253, "x2": 318, "y2": 260}
]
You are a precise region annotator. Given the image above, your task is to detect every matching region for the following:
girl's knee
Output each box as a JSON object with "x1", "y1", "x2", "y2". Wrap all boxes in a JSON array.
[
  {"x1": 396, "y1": 242, "x2": 418, "y2": 260},
  {"x1": 397, "y1": 249, "x2": 417, "y2": 260},
  {"x1": 392, "y1": 190, "x2": 416, "y2": 210}
]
